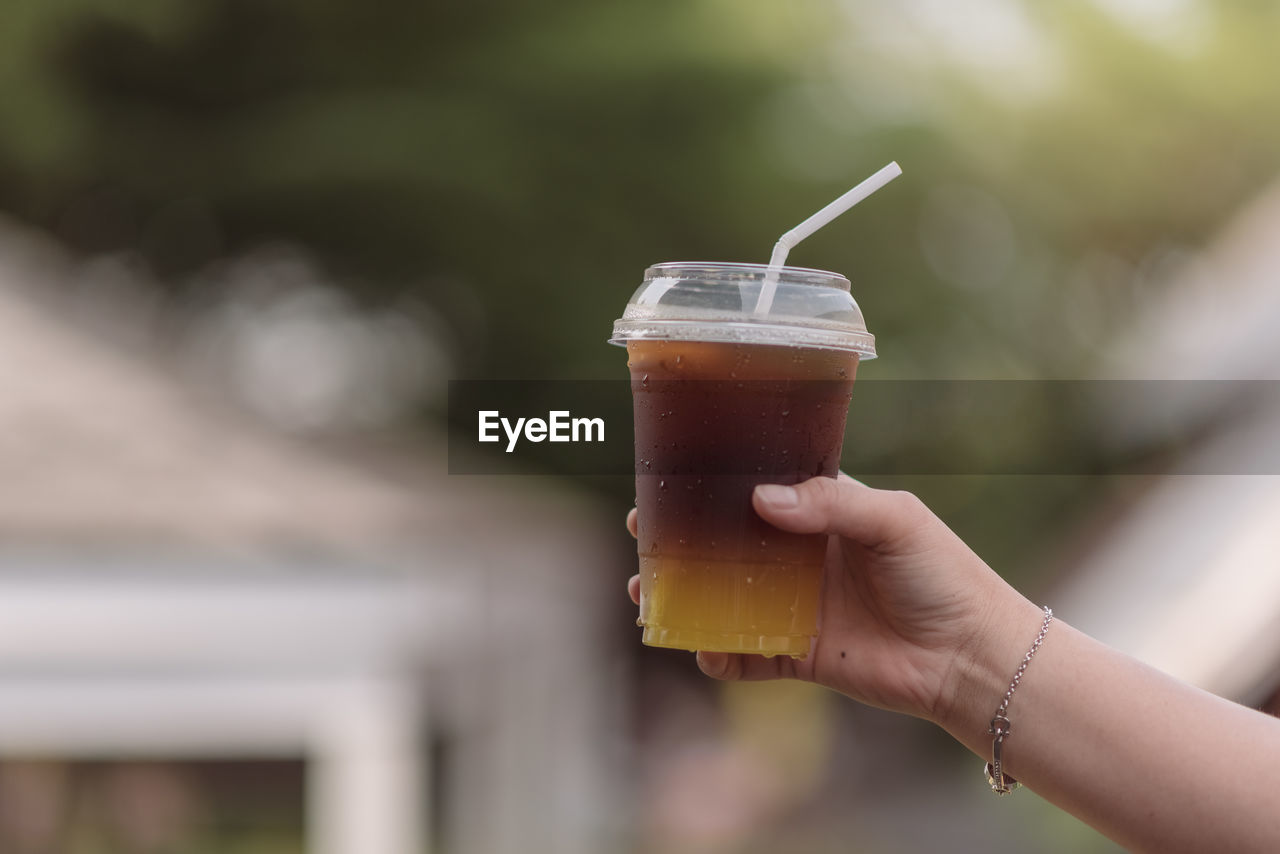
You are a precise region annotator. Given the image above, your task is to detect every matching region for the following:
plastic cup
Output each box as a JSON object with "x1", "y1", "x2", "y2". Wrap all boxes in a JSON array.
[{"x1": 610, "y1": 262, "x2": 877, "y2": 658}]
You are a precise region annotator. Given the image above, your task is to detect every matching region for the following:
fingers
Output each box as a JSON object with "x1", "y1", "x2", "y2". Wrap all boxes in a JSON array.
[
  {"x1": 696, "y1": 651, "x2": 797, "y2": 681},
  {"x1": 625, "y1": 513, "x2": 640, "y2": 603},
  {"x1": 753, "y1": 477, "x2": 929, "y2": 548}
]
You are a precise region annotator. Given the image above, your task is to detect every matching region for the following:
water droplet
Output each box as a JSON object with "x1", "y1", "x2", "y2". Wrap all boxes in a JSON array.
[
  {"x1": 759, "y1": 538, "x2": 768, "y2": 547},
  {"x1": 659, "y1": 480, "x2": 667, "y2": 490},
  {"x1": 781, "y1": 409, "x2": 790, "y2": 417},
  {"x1": 746, "y1": 576, "x2": 753, "y2": 584},
  {"x1": 677, "y1": 537, "x2": 687, "y2": 546},
  {"x1": 674, "y1": 355, "x2": 683, "y2": 365},
  {"x1": 641, "y1": 374, "x2": 650, "y2": 387}
]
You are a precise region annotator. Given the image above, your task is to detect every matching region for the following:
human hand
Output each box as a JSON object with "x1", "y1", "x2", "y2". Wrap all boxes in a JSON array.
[{"x1": 626, "y1": 474, "x2": 1036, "y2": 726}]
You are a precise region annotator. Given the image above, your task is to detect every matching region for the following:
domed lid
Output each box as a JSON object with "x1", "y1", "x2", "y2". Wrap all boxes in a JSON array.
[{"x1": 609, "y1": 262, "x2": 876, "y2": 358}]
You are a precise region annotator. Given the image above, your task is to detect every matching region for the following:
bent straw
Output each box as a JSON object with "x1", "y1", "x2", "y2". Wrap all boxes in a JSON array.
[{"x1": 753, "y1": 161, "x2": 902, "y2": 316}]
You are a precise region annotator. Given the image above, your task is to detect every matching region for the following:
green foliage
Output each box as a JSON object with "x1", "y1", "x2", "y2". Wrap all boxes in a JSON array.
[
  {"x1": 0, "y1": 0, "x2": 838, "y2": 380},
  {"x1": 2, "y1": 0, "x2": 1278, "y2": 582}
]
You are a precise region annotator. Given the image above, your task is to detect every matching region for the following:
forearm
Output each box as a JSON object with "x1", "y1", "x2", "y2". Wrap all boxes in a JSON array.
[{"x1": 940, "y1": 590, "x2": 1280, "y2": 853}]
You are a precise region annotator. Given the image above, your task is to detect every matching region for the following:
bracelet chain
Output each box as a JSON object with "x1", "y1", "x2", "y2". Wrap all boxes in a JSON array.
[{"x1": 985, "y1": 605, "x2": 1053, "y2": 796}]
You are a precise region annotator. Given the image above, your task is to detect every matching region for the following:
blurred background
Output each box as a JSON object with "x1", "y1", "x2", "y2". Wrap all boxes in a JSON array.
[{"x1": 2, "y1": 0, "x2": 1279, "y2": 851}]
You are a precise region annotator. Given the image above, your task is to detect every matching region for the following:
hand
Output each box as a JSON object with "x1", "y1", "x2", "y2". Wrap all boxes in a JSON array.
[{"x1": 626, "y1": 474, "x2": 1034, "y2": 726}]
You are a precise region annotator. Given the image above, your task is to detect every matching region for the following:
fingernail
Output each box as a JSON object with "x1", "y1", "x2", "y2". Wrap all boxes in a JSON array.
[
  {"x1": 756, "y1": 483, "x2": 798, "y2": 509},
  {"x1": 696, "y1": 651, "x2": 726, "y2": 677}
]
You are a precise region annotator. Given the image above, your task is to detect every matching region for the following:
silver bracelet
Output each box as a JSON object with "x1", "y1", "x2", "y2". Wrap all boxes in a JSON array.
[{"x1": 985, "y1": 605, "x2": 1054, "y2": 796}]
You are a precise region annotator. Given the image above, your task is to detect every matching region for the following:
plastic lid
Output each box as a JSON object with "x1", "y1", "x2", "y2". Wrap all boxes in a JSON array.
[{"x1": 609, "y1": 262, "x2": 876, "y2": 358}]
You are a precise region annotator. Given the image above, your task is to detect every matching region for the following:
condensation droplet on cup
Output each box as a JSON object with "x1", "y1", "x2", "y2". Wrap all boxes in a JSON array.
[
  {"x1": 781, "y1": 410, "x2": 790, "y2": 417},
  {"x1": 641, "y1": 374, "x2": 650, "y2": 387},
  {"x1": 659, "y1": 480, "x2": 667, "y2": 491},
  {"x1": 746, "y1": 576, "x2": 753, "y2": 585}
]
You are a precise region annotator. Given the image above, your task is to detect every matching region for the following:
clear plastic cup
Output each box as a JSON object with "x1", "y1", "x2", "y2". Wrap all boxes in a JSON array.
[{"x1": 611, "y1": 262, "x2": 877, "y2": 658}]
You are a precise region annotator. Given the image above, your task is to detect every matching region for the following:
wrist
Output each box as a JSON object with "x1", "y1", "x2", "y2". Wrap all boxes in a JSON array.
[{"x1": 934, "y1": 586, "x2": 1045, "y2": 746}]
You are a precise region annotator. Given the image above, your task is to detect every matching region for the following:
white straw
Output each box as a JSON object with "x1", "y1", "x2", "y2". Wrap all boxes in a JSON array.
[{"x1": 753, "y1": 161, "x2": 902, "y2": 315}]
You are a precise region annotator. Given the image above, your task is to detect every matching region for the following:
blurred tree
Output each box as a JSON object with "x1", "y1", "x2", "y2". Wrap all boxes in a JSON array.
[
  {"x1": 3, "y1": 0, "x2": 1280, "y2": 578},
  {"x1": 4, "y1": 1, "x2": 1280, "y2": 378},
  {"x1": 0, "y1": 0, "x2": 850, "y2": 380}
]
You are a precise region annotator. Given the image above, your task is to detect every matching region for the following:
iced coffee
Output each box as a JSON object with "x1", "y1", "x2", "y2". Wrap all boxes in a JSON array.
[{"x1": 611, "y1": 262, "x2": 877, "y2": 658}]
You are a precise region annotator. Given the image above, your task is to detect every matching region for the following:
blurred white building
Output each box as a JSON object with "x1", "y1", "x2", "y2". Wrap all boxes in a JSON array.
[
  {"x1": 0, "y1": 226, "x2": 626, "y2": 854},
  {"x1": 1059, "y1": 180, "x2": 1280, "y2": 710}
]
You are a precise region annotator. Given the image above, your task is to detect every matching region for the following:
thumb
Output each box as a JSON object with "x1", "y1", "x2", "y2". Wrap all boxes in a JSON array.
[{"x1": 752, "y1": 476, "x2": 929, "y2": 548}]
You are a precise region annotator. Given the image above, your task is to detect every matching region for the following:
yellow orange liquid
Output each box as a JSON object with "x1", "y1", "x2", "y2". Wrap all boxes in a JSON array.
[{"x1": 638, "y1": 555, "x2": 823, "y2": 658}]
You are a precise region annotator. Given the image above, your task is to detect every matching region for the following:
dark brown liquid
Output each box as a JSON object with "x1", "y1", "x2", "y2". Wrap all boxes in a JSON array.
[{"x1": 627, "y1": 339, "x2": 859, "y2": 656}]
